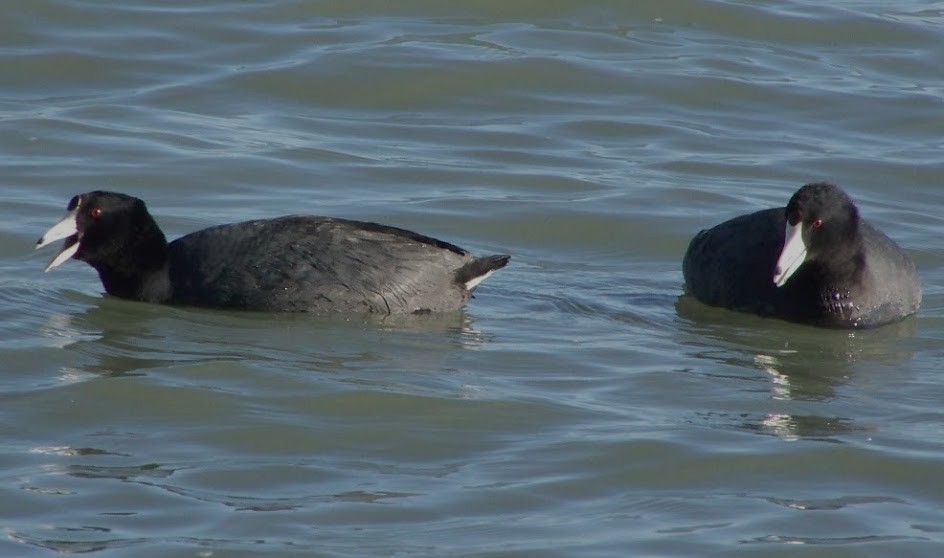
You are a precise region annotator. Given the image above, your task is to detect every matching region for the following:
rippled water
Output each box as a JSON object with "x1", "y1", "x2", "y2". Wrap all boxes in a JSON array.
[{"x1": 3, "y1": 1, "x2": 944, "y2": 556}]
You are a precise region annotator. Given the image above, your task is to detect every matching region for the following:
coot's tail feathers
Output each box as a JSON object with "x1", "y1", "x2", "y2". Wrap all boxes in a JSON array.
[{"x1": 456, "y1": 255, "x2": 510, "y2": 291}]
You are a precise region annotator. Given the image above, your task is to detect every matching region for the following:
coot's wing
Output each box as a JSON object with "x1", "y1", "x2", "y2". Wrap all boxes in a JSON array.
[
  {"x1": 682, "y1": 208, "x2": 785, "y2": 313},
  {"x1": 855, "y1": 223, "x2": 922, "y2": 326},
  {"x1": 167, "y1": 216, "x2": 475, "y2": 312}
]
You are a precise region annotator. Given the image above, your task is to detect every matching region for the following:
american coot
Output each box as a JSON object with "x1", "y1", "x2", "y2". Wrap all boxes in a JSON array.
[
  {"x1": 37, "y1": 191, "x2": 510, "y2": 313},
  {"x1": 682, "y1": 182, "x2": 920, "y2": 328}
]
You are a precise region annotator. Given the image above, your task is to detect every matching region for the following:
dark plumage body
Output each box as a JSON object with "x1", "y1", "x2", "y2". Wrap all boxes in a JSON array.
[
  {"x1": 38, "y1": 192, "x2": 510, "y2": 313},
  {"x1": 682, "y1": 183, "x2": 920, "y2": 328}
]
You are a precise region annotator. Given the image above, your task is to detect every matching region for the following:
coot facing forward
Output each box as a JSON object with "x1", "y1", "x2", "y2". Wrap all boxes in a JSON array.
[
  {"x1": 37, "y1": 191, "x2": 510, "y2": 313},
  {"x1": 682, "y1": 182, "x2": 920, "y2": 328}
]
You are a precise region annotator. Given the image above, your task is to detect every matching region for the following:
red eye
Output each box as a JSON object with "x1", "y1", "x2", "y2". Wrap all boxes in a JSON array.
[
  {"x1": 89, "y1": 207, "x2": 103, "y2": 219},
  {"x1": 811, "y1": 218, "x2": 823, "y2": 229}
]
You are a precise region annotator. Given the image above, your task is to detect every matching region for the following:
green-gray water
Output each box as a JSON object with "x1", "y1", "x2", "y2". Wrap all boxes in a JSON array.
[{"x1": 2, "y1": 1, "x2": 943, "y2": 556}]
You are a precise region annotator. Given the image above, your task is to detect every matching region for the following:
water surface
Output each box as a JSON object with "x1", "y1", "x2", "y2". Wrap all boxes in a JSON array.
[{"x1": 2, "y1": 1, "x2": 944, "y2": 556}]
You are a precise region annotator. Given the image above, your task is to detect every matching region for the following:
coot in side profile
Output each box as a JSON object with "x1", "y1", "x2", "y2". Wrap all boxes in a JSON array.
[
  {"x1": 37, "y1": 191, "x2": 510, "y2": 313},
  {"x1": 682, "y1": 182, "x2": 920, "y2": 328}
]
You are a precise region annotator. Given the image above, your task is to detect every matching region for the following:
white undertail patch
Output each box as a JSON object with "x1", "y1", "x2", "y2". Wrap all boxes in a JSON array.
[{"x1": 464, "y1": 268, "x2": 497, "y2": 291}]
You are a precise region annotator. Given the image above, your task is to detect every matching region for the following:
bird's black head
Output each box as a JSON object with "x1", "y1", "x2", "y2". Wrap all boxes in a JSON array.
[
  {"x1": 37, "y1": 191, "x2": 169, "y2": 296},
  {"x1": 784, "y1": 182, "x2": 860, "y2": 260},
  {"x1": 774, "y1": 182, "x2": 863, "y2": 287}
]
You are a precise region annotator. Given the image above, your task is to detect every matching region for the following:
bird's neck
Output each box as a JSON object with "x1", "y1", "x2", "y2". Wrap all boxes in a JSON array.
[{"x1": 93, "y1": 232, "x2": 171, "y2": 303}]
